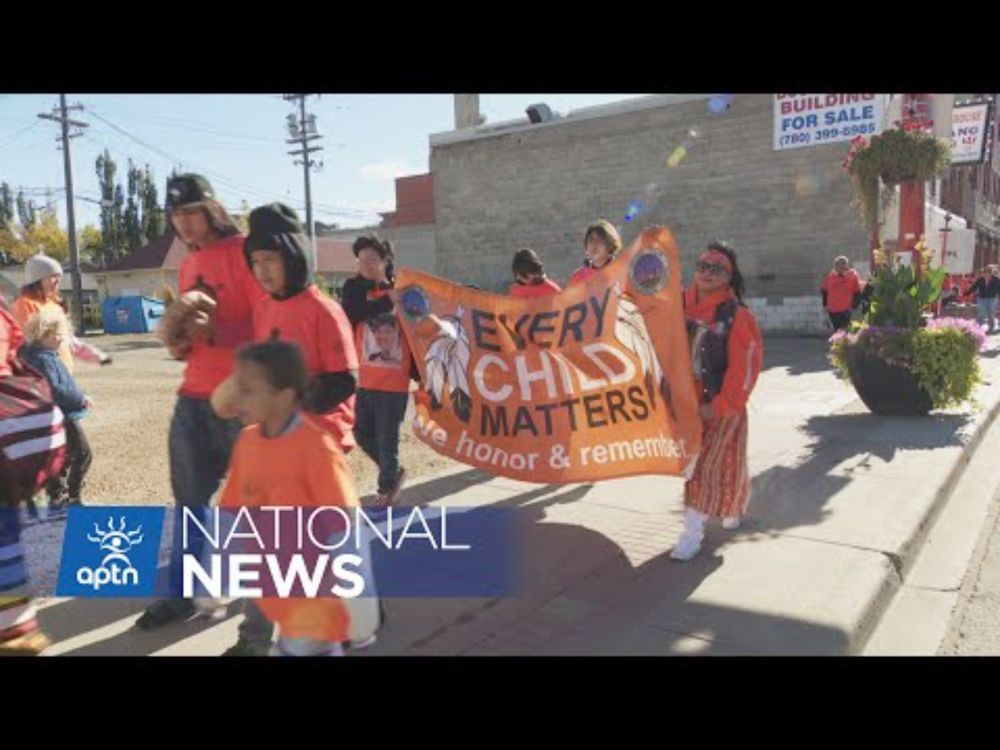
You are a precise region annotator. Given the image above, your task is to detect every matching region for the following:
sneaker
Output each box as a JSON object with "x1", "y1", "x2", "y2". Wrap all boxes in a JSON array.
[
  {"x1": 194, "y1": 598, "x2": 230, "y2": 621},
  {"x1": 135, "y1": 599, "x2": 196, "y2": 631},
  {"x1": 222, "y1": 638, "x2": 271, "y2": 657},
  {"x1": 0, "y1": 629, "x2": 51, "y2": 656},
  {"x1": 670, "y1": 530, "x2": 703, "y2": 562},
  {"x1": 385, "y1": 467, "x2": 407, "y2": 506},
  {"x1": 721, "y1": 516, "x2": 742, "y2": 531}
]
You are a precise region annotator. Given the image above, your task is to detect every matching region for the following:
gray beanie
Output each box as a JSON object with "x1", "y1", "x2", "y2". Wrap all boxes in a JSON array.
[{"x1": 24, "y1": 254, "x2": 63, "y2": 287}]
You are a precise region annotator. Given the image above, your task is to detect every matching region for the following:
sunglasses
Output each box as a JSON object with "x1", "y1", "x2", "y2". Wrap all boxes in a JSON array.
[{"x1": 695, "y1": 261, "x2": 729, "y2": 276}]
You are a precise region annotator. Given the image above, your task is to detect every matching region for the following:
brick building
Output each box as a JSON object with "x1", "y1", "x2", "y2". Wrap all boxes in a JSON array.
[
  {"x1": 320, "y1": 173, "x2": 436, "y2": 276},
  {"x1": 937, "y1": 94, "x2": 1000, "y2": 270}
]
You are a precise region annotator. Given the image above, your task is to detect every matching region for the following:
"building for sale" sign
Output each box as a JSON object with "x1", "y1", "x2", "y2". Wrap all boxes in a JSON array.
[{"x1": 774, "y1": 94, "x2": 885, "y2": 151}]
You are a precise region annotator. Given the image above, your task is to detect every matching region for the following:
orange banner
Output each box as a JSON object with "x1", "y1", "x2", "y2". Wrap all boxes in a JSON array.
[{"x1": 393, "y1": 226, "x2": 702, "y2": 483}]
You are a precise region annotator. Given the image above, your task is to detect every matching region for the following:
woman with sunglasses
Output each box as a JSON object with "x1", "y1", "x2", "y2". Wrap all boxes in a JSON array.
[{"x1": 672, "y1": 241, "x2": 763, "y2": 561}]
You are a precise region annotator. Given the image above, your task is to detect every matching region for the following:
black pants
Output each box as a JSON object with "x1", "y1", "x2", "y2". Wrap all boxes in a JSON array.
[
  {"x1": 45, "y1": 418, "x2": 92, "y2": 503},
  {"x1": 829, "y1": 311, "x2": 853, "y2": 331},
  {"x1": 354, "y1": 389, "x2": 409, "y2": 494}
]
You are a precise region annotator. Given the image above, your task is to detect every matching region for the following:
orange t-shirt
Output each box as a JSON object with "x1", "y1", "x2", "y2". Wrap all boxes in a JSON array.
[
  {"x1": 177, "y1": 234, "x2": 267, "y2": 399},
  {"x1": 218, "y1": 415, "x2": 358, "y2": 643},
  {"x1": 10, "y1": 297, "x2": 74, "y2": 374},
  {"x1": 1, "y1": 305, "x2": 25, "y2": 378},
  {"x1": 509, "y1": 278, "x2": 562, "y2": 298},
  {"x1": 820, "y1": 270, "x2": 861, "y2": 313},
  {"x1": 355, "y1": 286, "x2": 411, "y2": 393},
  {"x1": 254, "y1": 285, "x2": 359, "y2": 452}
]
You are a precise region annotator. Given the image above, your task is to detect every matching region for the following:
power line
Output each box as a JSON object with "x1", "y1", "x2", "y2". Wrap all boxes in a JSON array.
[
  {"x1": 89, "y1": 98, "x2": 284, "y2": 143},
  {"x1": 0, "y1": 119, "x2": 42, "y2": 149},
  {"x1": 83, "y1": 106, "x2": 380, "y2": 220}
]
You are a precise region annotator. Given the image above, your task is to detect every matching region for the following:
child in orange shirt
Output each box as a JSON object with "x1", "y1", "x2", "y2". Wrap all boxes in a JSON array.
[
  {"x1": 217, "y1": 339, "x2": 358, "y2": 656},
  {"x1": 509, "y1": 248, "x2": 561, "y2": 298}
]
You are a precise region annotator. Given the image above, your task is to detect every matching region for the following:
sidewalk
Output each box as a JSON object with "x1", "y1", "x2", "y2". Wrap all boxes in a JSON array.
[{"x1": 34, "y1": 336, "x2": 1000, "y2": 655}]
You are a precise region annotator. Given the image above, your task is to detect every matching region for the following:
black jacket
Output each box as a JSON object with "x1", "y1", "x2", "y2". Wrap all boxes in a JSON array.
[
  {"x1": 970, "y1": 276, "x2": 1000, "y2": 299},
  {"x1": 341, "y1": 275, "x2": 395, "y2": 328}
]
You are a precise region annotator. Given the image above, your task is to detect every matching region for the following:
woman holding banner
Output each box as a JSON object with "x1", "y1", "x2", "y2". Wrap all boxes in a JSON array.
[
  {"x1": 568, "y1": 220, "x2": 622, "y2": 285},
  {"x1": 672, "y1": 241, "x2": 763, "y2": 562}
]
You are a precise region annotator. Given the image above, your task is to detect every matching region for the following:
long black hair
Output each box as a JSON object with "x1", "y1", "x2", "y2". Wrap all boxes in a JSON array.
[{"x1": 705, "y1": 240, "x2": 745, "y2": 302}]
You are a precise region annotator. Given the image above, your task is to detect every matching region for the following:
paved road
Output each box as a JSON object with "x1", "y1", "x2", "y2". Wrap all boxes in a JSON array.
[{"x1": 941, "y1": 485, "x2": 1000, "y2": 655}]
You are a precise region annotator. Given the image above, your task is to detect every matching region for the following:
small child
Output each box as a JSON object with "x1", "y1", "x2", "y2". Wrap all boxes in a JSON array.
[
  {"x1": 217, "y1": 339, "x2": 358, "y2": 656},
  {"x1": 20, "y1": 306, "x2": 93, "y2": 515},
  {"x1": 509, "y1": 248, "x2": 561, "y2": 298}
]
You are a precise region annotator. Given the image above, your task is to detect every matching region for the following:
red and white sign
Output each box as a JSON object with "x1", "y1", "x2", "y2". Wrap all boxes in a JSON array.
[{"x1": 950, "y1": 103, "x2": 990, "y2": 165}]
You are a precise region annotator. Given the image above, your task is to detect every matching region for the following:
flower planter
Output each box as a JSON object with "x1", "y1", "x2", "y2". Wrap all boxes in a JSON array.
[{"x1": 845, "y1": 347, "x2": 933, "y2": 416}]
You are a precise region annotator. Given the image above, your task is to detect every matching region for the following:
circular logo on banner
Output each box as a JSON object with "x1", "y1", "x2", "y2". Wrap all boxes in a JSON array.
[
  {"x1": 629, "y1": 248, "x2": 671, "y2": 295},
  {"x1": 400, "y1": 285, "x2": 431, "y2": 321}
]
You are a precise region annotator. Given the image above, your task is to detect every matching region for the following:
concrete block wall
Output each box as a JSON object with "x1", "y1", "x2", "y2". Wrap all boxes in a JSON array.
[{"x1": 430, "y1": 94, "x2": 870, "y2": 304}]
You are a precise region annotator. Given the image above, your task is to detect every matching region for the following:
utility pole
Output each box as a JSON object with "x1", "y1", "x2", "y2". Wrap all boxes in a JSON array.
[
  {"x1": 283, "y1": 94, "x2": 323, "y2": 269},
  {"x1": 38, "y1": 95, "x2": 88, "y2": 336}
]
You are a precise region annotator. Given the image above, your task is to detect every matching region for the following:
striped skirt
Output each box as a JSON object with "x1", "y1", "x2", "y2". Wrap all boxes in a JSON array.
[{"x1": 684, "y1": 408, "x2": 750, "y2": 518}]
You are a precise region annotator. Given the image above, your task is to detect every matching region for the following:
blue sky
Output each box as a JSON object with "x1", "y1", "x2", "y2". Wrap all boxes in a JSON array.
[{"x1": 0, "y1": 94, "x2": 646, "y2": 231}]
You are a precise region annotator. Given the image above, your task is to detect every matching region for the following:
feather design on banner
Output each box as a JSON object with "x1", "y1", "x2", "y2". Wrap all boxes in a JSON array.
[{"x1": 424, "y1": 306, "x2": 473, "y2": 423}]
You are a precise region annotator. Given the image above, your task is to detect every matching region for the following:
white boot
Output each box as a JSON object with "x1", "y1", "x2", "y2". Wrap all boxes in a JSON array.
[
  {"x1": 722, "y1": 516, "x2": 741, "y2": 531},
  {"x1": 671, "y1": 508, "x2": 708, "y2": 561}
]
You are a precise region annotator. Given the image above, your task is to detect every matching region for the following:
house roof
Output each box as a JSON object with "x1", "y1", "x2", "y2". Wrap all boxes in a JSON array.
[
  {"x1": 316, "y1": 238, "x2": 356, "y2": 274},
  {"x1": 100, "y1": 233, "x2": 356, "y2": 275},
  {"x1": 103, "y1": 233, "x2": 188, "y2": 273}
]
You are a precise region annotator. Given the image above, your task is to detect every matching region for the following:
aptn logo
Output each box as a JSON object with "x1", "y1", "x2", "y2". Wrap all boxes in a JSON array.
[
  {"x1": 57, "y1": 507, "x2": 165, "y2": 598},
  {"x1": 77, "y1": 516, "x2": 144, "y2": 590}
]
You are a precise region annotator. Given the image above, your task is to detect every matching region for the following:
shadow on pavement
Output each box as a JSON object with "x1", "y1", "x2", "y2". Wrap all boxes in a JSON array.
[
  {"x1": 748, "y1": 410, "x2": 971, "y2": 535},
  {"x1": 760, "y1": 337, "x2": 833, "y2": 377}
]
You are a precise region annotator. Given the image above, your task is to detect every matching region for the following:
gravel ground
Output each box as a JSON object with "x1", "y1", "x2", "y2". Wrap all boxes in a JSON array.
[{"x1": 60, "y1": 333, "x2": 460, "y2": 506}]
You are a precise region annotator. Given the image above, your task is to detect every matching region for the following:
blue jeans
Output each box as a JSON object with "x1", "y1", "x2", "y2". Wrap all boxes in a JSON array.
[
  {"x1": 164, "y1": 396, "x2": 243, "y2": 601},
  {"x1": 978, "y1": 297, "x2": 998, "y2": 332},
  {"x1": 354, "y1": 389, "x2": 409, "y2": 494}
]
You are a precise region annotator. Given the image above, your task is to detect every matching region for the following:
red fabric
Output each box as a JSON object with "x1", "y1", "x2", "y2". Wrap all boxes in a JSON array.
[
  {"x1": 254, "y1": 285, "x2": 359, "y2": 451},
  {"x1": 177, "y1": 234, "x2": 267, "y2": 398},
  {"x1": 568, "y1": 266, "x2": 597, "y2": 286},
  {"x1": 509, "y1": 278, "x2": 562, "y2": 298},
  {"x1": 820, "y1": 269, "x2": 861, "y2": 313}
]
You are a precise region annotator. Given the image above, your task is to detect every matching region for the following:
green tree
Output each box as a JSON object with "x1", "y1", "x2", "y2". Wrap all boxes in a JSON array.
[
  {"x1": 21, "y1": 210, "x2": 69, "y2": 262},
  {"x1": 79, "y1": 225, "x2": 103, "y2": 265},
  {"x1": 96, "y1": 149, "x2": 125, "y2": 267},
  {"x1": 16, "y1": 191, "x2": 36, "y2": 229},
  {"x1": 124, "y1": 160, "x2": 143, "y2": 252},
  {"x1": 141, "y1": 165, "x2": 164, "y2": 240},
  {"x1": 0, "y1": 182, "x2": 13, "y2": 229}
]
